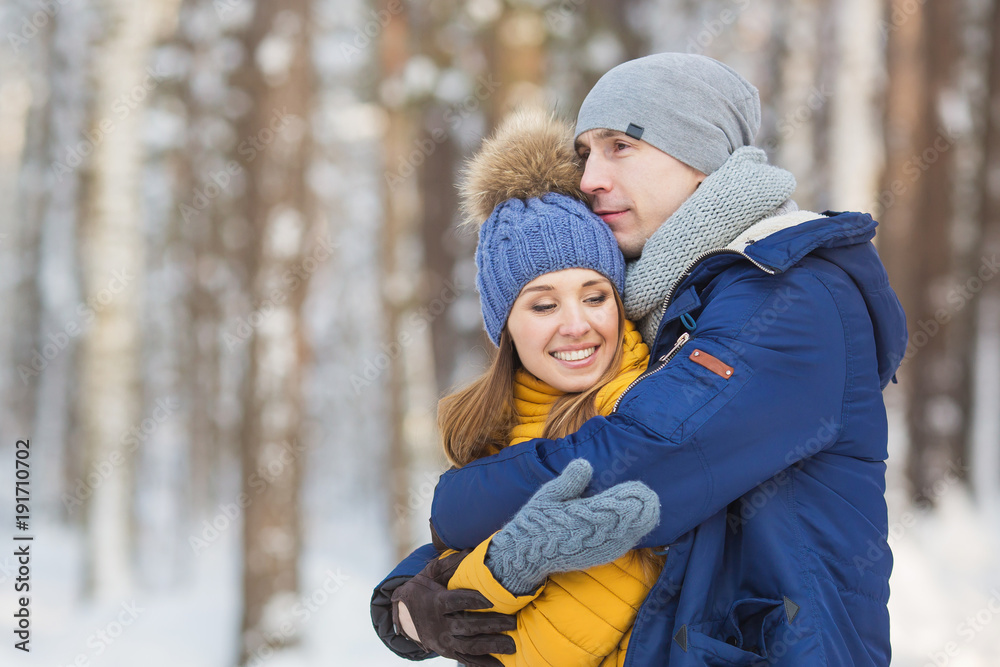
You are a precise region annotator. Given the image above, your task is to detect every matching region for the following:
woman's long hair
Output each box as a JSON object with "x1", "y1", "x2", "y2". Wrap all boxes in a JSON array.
[{"x1": 437, "y1": 288, "x2": 664, "y2": 581}]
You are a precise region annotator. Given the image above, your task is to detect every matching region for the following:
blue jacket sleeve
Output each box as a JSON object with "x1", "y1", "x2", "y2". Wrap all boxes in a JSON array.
[
  {"x1": 370, "y1": 542, "x2": 439, "y2": 661},
  {"x1": 431, "y1": 267, "x2": 850, "y2": 550}
]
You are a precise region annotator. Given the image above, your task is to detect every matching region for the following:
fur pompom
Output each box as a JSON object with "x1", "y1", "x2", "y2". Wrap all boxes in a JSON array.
[{"x1": 459, "y1": 106, "x2": 585, "y2": 226}]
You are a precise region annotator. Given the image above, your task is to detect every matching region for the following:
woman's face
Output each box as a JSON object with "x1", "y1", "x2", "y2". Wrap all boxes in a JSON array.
[{"x1": 506, "y1": 268, "x2": 619, "y2": 393}]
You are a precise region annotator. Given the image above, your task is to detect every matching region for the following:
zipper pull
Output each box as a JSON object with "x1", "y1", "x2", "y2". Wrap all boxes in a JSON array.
[{"x1": 661, "y1": 332, "x2": 691, "y2": 363}]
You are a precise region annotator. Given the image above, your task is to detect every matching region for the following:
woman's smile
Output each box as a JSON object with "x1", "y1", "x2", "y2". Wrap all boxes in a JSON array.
[
  {"x1": 507, "y1": 268, "x2": 619, "y2": 393},
  {"x1": 550, "y1": 345, "x2": 599, "y2": 364}
]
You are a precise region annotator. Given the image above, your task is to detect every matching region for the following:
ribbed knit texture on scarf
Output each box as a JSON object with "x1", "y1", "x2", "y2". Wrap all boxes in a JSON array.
[
  {"x1": 624, "y1": 146, "x2": 797, "y2": 341},
  {"x1": 508, "y1": 318, "x2": 649, "y2": 445}
]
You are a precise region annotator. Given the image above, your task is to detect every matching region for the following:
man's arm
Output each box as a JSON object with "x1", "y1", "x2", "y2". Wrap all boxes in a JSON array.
[{"x1": 431, "y1": 267, "x2": 851, "y2": 550}]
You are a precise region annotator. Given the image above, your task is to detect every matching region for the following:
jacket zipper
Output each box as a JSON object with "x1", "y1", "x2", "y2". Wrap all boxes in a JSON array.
[
  {"x1": 652, "y1": 247, "x2": 778, "y2": 331},
  {"x1": 612, "y1": 249, "x2": 772, "y2": 413},
  {"x1": 611, "y1": 332, "x2": 691, "y2": 413}
]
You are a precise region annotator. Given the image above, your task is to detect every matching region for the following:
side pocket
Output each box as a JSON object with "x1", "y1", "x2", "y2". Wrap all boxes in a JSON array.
[{"x1": 684, "y1": 598, "x2": 786, "y2": 666}]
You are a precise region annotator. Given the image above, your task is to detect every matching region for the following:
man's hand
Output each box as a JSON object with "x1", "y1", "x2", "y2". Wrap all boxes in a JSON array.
[{"x1": 390, "y1": 549, "x2": 516, "y2": 667}]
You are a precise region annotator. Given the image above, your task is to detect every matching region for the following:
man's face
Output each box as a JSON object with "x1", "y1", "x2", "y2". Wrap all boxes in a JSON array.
[{"x1": 576, "y1": 129, "x2": 706, "y2": 259}]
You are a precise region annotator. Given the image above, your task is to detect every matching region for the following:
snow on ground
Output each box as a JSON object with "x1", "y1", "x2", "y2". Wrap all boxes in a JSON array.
[
  {"x1": 3, "y1": 424, "x2": 999, "y2": 666},
  {"x1": 1, "y1": 506, "x2": 448, "y2": 667}
]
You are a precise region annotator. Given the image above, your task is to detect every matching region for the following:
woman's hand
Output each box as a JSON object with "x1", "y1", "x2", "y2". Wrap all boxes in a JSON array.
[{"x1": 390, "y1": 549, "x2": 516, "y2": 666}]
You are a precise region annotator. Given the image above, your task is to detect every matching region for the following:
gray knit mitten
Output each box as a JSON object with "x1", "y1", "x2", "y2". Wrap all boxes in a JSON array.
[{"x1": 484, "y1": 459, "x2": 660, "y2": 595}]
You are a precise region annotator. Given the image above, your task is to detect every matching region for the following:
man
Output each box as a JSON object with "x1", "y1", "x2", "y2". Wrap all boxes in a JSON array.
[{"x1": 371, "y1": 53, "x2": 907, "y2": 666}]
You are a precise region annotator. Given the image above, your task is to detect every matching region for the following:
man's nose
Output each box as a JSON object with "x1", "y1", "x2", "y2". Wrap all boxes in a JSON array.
[{"x1": 580, "y1": 155, "x2": 611, "y2": 195}]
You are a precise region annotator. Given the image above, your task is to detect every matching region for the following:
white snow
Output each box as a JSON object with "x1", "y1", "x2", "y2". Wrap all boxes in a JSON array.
[{"x1": 5, "y1": 406, "x2": 997, "y2": 667}]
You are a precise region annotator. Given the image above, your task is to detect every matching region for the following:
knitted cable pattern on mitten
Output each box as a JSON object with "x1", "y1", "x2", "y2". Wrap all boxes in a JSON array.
[{"x1": 484, "y1": 459, "x2": 661, "y2": 595}]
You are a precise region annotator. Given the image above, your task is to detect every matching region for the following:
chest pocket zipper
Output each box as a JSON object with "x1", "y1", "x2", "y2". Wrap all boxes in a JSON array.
[{"x1": 611, "y1": 332, "x2": 691, "y2": 413}]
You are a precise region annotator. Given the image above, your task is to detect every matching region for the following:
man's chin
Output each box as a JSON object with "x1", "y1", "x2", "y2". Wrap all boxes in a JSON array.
[{"x1": 616, "y1": 234, "x2": 645, "y2": 260}]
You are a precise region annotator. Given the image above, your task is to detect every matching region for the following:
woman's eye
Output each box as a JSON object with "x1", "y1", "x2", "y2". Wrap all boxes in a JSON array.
[
  {"x1": 532, "y1": 303, "x2": 556, "y2": 313},
  {"x1": 585, "y1": 294, "x2": 609, "y2": 305}
]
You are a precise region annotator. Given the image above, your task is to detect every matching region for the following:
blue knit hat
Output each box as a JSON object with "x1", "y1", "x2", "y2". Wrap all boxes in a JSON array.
[{"x1": 475, "y1": 193, "x2": 625, "y2": 345}]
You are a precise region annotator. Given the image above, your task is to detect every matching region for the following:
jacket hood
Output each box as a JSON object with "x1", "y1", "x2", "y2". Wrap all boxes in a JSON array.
[{"x1": 737, "y1": 210, "x2": 908, "y2": 389}]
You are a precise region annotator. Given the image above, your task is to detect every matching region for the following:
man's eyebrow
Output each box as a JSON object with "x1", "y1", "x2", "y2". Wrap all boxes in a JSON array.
[{"x1": 575, "y1": 128, "x2": 626, "y2": 150}]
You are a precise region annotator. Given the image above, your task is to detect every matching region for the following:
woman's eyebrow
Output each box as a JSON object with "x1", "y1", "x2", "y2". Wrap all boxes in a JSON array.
[
  {"x1": 520, "y1": 284, "x2": 554, "y2": 294},
  {"x1": 582, "y1": 279, "x2": 610, "y2": 287}
]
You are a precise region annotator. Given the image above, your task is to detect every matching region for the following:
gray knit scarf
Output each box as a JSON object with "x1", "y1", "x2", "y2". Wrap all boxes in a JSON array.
[{"x1": 624, "y1": 146, "x2": 798, "y2": 341}]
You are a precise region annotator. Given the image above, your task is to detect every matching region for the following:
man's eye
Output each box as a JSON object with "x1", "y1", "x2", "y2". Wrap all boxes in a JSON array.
[
  {"x1": 577, "y1": 151, "x2": 590, "y2": 162},
  {"x1": 614, "y1": 142, "x2": 630, "y2": 151}
]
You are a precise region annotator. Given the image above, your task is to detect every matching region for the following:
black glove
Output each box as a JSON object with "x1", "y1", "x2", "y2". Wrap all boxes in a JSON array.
[{"x1": 390, "y1": 549, "x2": 516, "y2": 667}]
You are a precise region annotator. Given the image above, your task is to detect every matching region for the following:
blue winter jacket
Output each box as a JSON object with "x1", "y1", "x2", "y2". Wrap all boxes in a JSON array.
[{"x1": 371, "y1": 211, "x2": 907, "y2": 666}]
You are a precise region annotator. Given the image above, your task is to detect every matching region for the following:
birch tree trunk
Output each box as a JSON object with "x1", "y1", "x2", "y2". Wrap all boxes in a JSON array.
[
  {"x1": 775, "y1": 0, "x2": 822, "y2": 209},
  {"x1": 233, "y1": 0, "x2": 315, "y2": 661},
  {"x1": 77, "y1": 0, "x2": 180, "y2": 599},
  {"x1": 830, "y1": 0, "x2": 883, "y2": 212},
  {"x1": 972, "y1": 0, "x2": 1000, "y2": 497}
]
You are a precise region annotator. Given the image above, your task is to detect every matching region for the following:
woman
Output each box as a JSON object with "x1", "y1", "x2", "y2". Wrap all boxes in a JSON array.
[{"x1": 393, "y1": 108, "x2": 667, "y2": 667}]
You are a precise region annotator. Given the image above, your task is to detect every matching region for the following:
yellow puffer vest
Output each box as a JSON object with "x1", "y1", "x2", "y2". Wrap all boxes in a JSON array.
[{"x1": 448, "y1": 320, "x2": 661, "y2": 666}]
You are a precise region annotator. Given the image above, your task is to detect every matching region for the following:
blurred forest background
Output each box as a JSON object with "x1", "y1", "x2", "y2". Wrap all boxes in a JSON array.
[{"x1": 0, "y1": 0, "x2": 999, "y2": 665}]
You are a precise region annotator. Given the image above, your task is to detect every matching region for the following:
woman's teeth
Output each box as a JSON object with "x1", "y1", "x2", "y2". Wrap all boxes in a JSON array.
[{"x1": 551, "y1": 347, "x2": 596, "y2": 362}]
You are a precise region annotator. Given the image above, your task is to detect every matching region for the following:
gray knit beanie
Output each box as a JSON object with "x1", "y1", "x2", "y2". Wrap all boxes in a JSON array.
[{"x1": 575, "y1": 53, "x2": 760, "y2": 174}]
